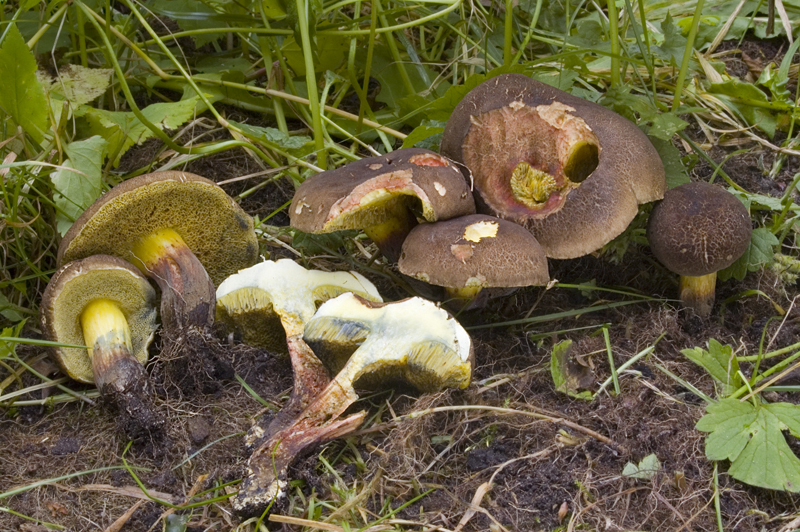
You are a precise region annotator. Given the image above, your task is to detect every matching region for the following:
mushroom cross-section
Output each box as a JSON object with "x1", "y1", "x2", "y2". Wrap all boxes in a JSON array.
[
  {"x1": 398, "y1": 214, "x2": 549, "y2": 306},
  {"x1": 216, "y1": 258, "x2": 383, "y2": 434},
  {"x1": 233, "y1": 293, "x2": 473, "y2": 518},
  {"x1": 647, "y1": 182, "x2": 752, "y2": 317},
  {"x1": 57, "y1": 171, "x2": 259, "y2": 391},
  {"x1": 440, "y1": 73, "x2": 666, "y2": 259},
  {"x1": 40, "y1": 255, "x2": 163, "y2": 441},
  {"x1": 289, "y1": 148, "x2": 476, "y2": 262}
]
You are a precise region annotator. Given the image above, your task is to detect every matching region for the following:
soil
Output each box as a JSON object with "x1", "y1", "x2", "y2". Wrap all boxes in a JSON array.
[{"x1": 3, "y1": 35, "x2": 800, "y2": 532}]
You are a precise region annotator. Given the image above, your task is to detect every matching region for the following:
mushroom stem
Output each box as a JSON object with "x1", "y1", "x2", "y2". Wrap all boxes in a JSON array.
[
  {"x1": 131, "y1": 227, "x2": 216, "y2": 330},
  {"x1": 80, "y1": 299, "x2": 163, "y2": 440},
  {"x1": 362, "y1": 199, "x2": 418, "y2": 263},
  {"x1": 679, "y1": 272, "x2": 717, "y2": 317}
]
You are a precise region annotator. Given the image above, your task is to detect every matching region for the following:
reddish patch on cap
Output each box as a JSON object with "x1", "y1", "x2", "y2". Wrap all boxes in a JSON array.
[{"x1": 408, "y1": 153, "x2": 449, "y2": 167}]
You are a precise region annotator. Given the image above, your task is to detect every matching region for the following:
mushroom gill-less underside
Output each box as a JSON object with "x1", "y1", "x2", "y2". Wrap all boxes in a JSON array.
[{"x1": 441, "y1": 73, "x2": 666, "y2": 259}]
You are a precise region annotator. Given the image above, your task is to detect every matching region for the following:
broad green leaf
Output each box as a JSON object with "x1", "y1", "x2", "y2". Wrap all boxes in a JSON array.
[
  {"x1": 648, "y1": 112, "x2": 689, "y2": 141},
  {"x1": 401, "y1": 125, "x2": 444, "y2": 150},
  {"x1": 648, "y1": 137, "x2": 690, "y2": 189},
  {"x1": 531, "y1": 69, "x2": 580, "y2": 93},
  {"x1": 229, "y1": 120, "x2": 313, "y2": 156},
  {"x1": 50, "y1": 136, "x2": 108, "y2": 235},
  {"x1": 282, "y1": 34, "x2": 349, "y2": 76},
  {"x1": 697, "y1": 399, "x2": 800, "y2": 491},
  {"x1": 718, "y1": 228, "x2": 778, "y2": 281},
  {"x1": 652, "y1": 14, "x2": 687, "y2": 66},
  {"x1": 681, "y1": 339, "x2": 742, "y2": 396},
  {"x1": 708, "y1": 79, "x2": 779, "y2": 138},
  {"x1": 622, "y1": 454, "x2": 661, "y2": 480},
  {"x1": 0, "y1": 24, "x2": 49, "y2": 143},
  {"x1": 78, "y1": 96, "x2": 205, "y2": 165},
  {"x1": 38, "y1": 65, "x2": 112, "y2": 107},
  {"x1": 550, "y1": 340, "x2": 594, "y2": 400},
  {"x1": 0, "y1": 293, "x2": 24, "y2": 323}
]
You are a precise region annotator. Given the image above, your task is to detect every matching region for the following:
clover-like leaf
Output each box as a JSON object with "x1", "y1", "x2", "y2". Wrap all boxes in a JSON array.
[
  {"x1": 681, "y1": 339, "x2": 742, "y2": 397},
  {"x1": 697, "y1": 398, "x2": 800, "y2": 492}
]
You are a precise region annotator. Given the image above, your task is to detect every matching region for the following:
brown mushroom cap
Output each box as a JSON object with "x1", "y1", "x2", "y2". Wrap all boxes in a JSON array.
[
  {"x1": 40, "y1": 255, "x2": 157, "y2": 383},
  {"x1": 57, "y1": 171, "x2": 258, "y2": 286},
  {"x1": 289, "y1": 148, "x2": 475, "y2": 233},
  {"x1": 398, "y1": 214, "x2": 549, "y2": 289},
  {"x1": 647, "y1": 182, "x2": 752, "y2": 277},
  {"x1": 441, "y1": 73, "x2": 666, "y2": 259}
]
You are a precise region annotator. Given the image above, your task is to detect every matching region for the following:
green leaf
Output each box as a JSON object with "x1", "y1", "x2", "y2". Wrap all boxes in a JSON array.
[
  {"x1": 681, "y1": 339, "x2": 742, "y2": 396},
  {"x1": 648, "y1": 137, "x2": 690, "y2": 189},
  {"x1": 653, "y1": 14, "x2": 687, "y2": 67},
  {"x1": 0, "y1": 24, "x2": 49, "y2": 143},
  {"x1": 78, "y1": 96, "x2": 205, "y2": 165},
  {"x1": 647, "y1": 112, "x2": 689, "y2": 141},
  {"x1": 718, "y1": 228, "x2": 778, "y2": 282},
  {"x1": 38, "y1": 65, "x2": 112, "y2": 107},
  {"x1": 708, "y1": 79, "x2": 778, "y2": 138},
  {"x1": 550, "y1": 340, "x2": 594, "y2": 400},
  {"x1": 401, "y1": 124, "x2": 444, "y2": 150},
  {"x1": 0, "y1": 293, "x2": 24, "y2": 323},
  {"x1": 229, "y1": 120, "x2": 313, "y2": 156},
  {"x1": 622, "y1": 453, "x2": 661, "y2": 480},
  {"x1": 697, "y1": 398, "x2": 800, "y2": 491},
  {"x1": 50, "y1": 136, "x2": 108, "y2": 236}
]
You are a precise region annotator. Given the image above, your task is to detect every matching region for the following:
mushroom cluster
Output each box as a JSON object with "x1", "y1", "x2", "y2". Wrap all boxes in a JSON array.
[{"x1": 41, "y1": 171, "x2": 259, "y2": 442}]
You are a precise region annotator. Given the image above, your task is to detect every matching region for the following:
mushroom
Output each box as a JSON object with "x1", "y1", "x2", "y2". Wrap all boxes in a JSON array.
[
  {"x1": 398, "y1": 214, "x2": 549, "y2": 307},
  {"x1": 40, "y1": 255, "x2": 163, "y2": 441},
  {"x1": 289, "y1": 148, "x2": 476, "y2": 262},
  {"x1": 647, "y1": 182, "x2": 752, "y2": 317},
  {"x1": 233, "y1": 293, "x2": 473, "y2": 517},
  {"x1": 57, "y1": 171, "x2": 258, "y2": 391},
  {"x1": 440, "y1": 73, "x2": 666, "y2": 259},
  {"x1": 215, "y1": 258, "x2": 382, "y2": 433}
]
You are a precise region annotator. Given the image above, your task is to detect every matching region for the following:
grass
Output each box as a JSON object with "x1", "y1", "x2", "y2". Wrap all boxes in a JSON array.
[{"x1": 2, "y1": 0, "x2": 800, "y2": 530}]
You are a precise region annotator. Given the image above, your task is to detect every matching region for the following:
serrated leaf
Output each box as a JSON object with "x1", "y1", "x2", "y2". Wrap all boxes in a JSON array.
[
  {"x1": 718, "y1": 228, "x2": 778, "y2": 281},
  {"x1": 681, "y1": 339, "x2": 742, "y2": 396},
  {"x1": 229, "y1": 120, "x2": 313, "y2": 156},
  {"x1": 648, "y1": 137, "x2": 690, "y2": 189},
  {"x1": 697, "y1": 398, "x2": 800, "y2": 491},
  {"x1": 648, "y1": 112, "x2": 689, "y2": 141},
  {"x1": 50, "y1": 136, "x2": 108, "y2": 236},
  {"x1": 38, "y1": 65, "x2": 112, "y2": 107},
  {"x1": 653, "y1": 14, "x2": 687, "y2": 66},
  {"x1": 78, "y1": 96, "x2": 204, "y2": 165},
  {"x1": 0, "y1": 24, "x2": 49, "y2": 143},
  {"x1": 622, "y1": 453, "x2": 661, "y2": 480},
  {"x1": 550, "y1": 340, "x2": 594, "y2": 400}
]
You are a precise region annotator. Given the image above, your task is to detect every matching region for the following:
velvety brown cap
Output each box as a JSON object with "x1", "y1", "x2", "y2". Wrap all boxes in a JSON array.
[
  {"x1": 40, "y1": 255, "x2": 157, "y2": 383},
  {"x1": 440, "y1": 73, "x2": 666, "y2": 259},
  {"x1": 57, "y1": 171, "x2": 258, "y2": 286},
  {"x1": 289, "y1": 148, "x2": 475, "y2": 232},
  {"x1": 647, "y1": 182, "x2": 752, "y2": 277},
  {"x1": 398, "y1": 214, "x2": 549, "y2": 288}
]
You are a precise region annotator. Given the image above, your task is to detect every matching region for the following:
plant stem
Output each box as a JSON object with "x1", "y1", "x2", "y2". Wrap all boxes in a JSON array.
[
  {"x1": 295, "y1": 0, "x2": 327, "y2": 170},
  {"x1": 672, "y1": 0, "x2": 706, "y2": 110}
]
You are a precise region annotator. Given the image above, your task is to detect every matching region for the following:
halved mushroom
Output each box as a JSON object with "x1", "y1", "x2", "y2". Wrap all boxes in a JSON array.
[
  {"x1": 440, "y1": 73, "x2": 666, "y2": 259},
  {"x1": 289, "y1": 148, "x2": 476, "y2": 262},
  {"x1": 233, "y1": 293, "x2": 473, "y2": 517},
  {"x1": 647, "y1": 182, "x2": 752, "y2": 317},
  {"x1": 398, "y1": 214, "x2": 549, "y2": 307},
  {"x1": 57, "y1": 171, "x2": 259, "y2": 392},
  {"x1": 40, "y1": 255, "x2": 163, "y2": 441},
  {"x1": 216, "y1": 259, "x2": 382, "y2": 434}
]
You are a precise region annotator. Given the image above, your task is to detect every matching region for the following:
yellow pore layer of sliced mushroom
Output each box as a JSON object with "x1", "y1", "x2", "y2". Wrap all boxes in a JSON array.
[{"x1": 232, "y1": 293, "x2": 473, "y2": 517}]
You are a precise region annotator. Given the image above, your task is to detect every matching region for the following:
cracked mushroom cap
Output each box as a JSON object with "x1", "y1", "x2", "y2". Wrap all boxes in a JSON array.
[
  {"x1": 304, "y1": 293, "x2": 474, "y2": 391},
  {"x1": 289, "y1": 148, "x2": 475, "y2": 233},
  {"x1": 215, "y1": 258, "x2": 383, "y2": 350},
  {"x1": 398, "y1": 214, "x2": 549, "y2": 290},
  {"x1": 57, "y1": 171, "x2": 258, "y2": 286},
  {"x1": 440, "y1": 73, "x2": 666, "y2": 259},
  {"x1": 40, "y1": 255, "x2": 158, "y2": 384},
  {"x1": 647, "y1": 182, "x2": 752, "y2": 277}
]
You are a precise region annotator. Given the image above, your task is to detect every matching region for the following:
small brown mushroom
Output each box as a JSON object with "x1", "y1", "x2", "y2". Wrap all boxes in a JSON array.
[
  {"x1": 647, "y1": 182, "x2": 752, "y2": 317},
  {"x1": 57, "y1": 171, "x2": 258, "y2": 392},
  {"x1": 441, "y1": 73, "x2": 666, "y2": 259},
  {"x1": 233, "y1": 293, "x2": 473, "y2": 517},
  {"x1": 40, "y1": 255, "x2": 164, "y2": 441},
  {"x1": 289, "y1": 148, "x2": 476, "y2": 262},
  {"x1": 398, "y1": 214, "x2": 549, "y2": 307}
]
